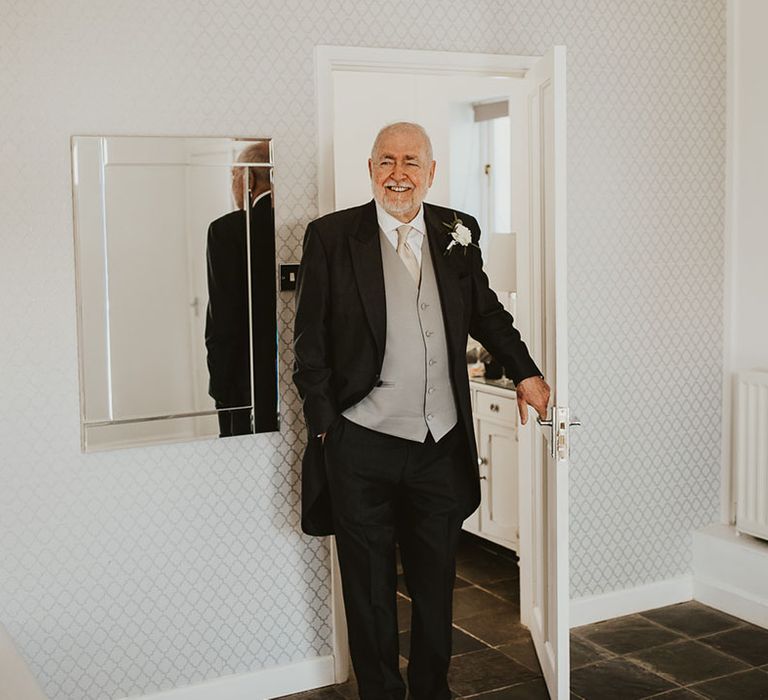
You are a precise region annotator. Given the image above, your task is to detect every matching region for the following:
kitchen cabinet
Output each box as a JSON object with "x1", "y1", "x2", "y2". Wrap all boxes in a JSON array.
[{"x1": 463, "y1": 378, "x2": 519, "y2": 552}]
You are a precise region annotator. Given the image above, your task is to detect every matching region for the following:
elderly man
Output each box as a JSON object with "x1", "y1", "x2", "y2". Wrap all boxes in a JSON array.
[
  {"x1": 205, "y1": 141, "x2": 278, "y2": 436},
  {"x1": 293, "y1": 122, "x2": 549, "y2": 700}
]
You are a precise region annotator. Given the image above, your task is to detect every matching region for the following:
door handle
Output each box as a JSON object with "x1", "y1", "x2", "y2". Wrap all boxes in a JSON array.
[
  {"x1": 536, "y1": 414, "x2": 581, "y2": 428},
  {"x1": 536, "y1": 408, "x2": 581, "y2": 459}
]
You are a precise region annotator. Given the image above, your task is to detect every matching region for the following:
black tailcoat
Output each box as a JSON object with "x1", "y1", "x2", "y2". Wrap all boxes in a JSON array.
[
  {"x1": 293, "y1": 199, "x2": 541, "y2": 535},
  {"x1": 205, "y1": 193, "x2": 278, "y2": 434}
]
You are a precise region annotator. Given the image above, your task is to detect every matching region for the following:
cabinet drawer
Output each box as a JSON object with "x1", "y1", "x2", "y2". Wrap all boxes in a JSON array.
[{"x1": 475, "y1": 391, "x2": 517, "y2": 424}]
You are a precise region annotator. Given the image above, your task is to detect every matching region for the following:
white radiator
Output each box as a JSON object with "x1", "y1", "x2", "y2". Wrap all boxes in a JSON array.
[{"x1": 735, "y1": 371, "x2": 768, "y2": 541}]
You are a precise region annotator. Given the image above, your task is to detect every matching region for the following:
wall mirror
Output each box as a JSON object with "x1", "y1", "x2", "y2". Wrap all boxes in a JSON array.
[{"x1": 71, "y1": 135, "x2": 279, "y2": 451}]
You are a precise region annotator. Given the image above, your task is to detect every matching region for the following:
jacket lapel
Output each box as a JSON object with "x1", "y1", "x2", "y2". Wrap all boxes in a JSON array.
[
  {"x1": 424, "y1": 202, "x2": 465, "y2": 360},
  {"x1": 349, "y1": 200, "x2": 386, "y2": 365},
  {"x1": 349, "y1": 200, "x2": 466, "y2": 368}
]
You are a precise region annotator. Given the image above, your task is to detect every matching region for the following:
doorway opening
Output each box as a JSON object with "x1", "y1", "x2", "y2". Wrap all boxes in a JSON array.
[{"x1": 315, "y1": 44, "x2": 570, "y2": 699}]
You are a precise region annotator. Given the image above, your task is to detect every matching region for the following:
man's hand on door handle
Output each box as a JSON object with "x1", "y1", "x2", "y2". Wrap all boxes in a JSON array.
[{"x1": 515, "y1": 375, "x2": 551, "y2": 425}]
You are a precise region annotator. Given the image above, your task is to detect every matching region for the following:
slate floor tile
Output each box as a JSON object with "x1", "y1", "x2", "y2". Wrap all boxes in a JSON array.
[
  {"x1": 573, "y1": 614, "x2": 684, "y2": 655},
  {"x1": 448, "y1": 648, "x2": 538, "y2": 697},
  {"x1": 467, "y1": 538, "x2": 519, "y2": 564},
  {"x1": 285, "y1": 537, "x2": 768, "y2": 700},
  {"x1": 453, "y1": 585, "x2": 520, "y2": 620},
  {"x1": 456, "y1": 534, "x2": 483, "y2": 561},
  {"x1": 396, "y1": 594, "x2": 411, "y2": 632},
  {"x1": 698, "y1": 623, "x2": 768, "y2": 666},
  {"x1": 332, "y1": 679, "x2": 358, "y2": 700},
  {"x1": 570, "y1": 634, "x2": 614, "y2": 669},
  {"x1": 639, "y1": 601, "x2": 745, "y2": 638},
  {"x1": 457, "y1": 554, "x2": 518, "y2": 585},
  {"x1": 455, "y1": 610, "x2": 531, "y2": 647},
  {"x1": 333, "y1": 665, "x2": 410, "y2": 700},
  {"x1": 628, "y1": 639, "x2": 749, "y2": 685},
  {"x1": 482, "y1": 577, "x2": 521, "y2": 603},
  {"x1": 461, "y1": 677, "x2": 550, "y2": 699},
  {"x1": 644, "y1": 689, "x2": 708, "y2": 699},
  {"x1": 459, "y1": 539, "x2": 516, "y2": 565},
  {"x1": 497, "y1": 635, "x2": 542, "y2": 674},
  {"x1": 569, "y1": 657, "x2": 676, "y2": 700},
  {"x1": 398, "y1": 572, "x2": 473, "y2": 597},
  {"x1": 399, "y1": 625, "x2": 488, "y2": 659},
  {"x1": 688, "y1": 667, "x2": 768, "y2": 699}
]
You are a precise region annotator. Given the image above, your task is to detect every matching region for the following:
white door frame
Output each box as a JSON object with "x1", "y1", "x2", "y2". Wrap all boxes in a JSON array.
[{"x1": 314, "y1": 44, "x2": 543, "y2": 684}]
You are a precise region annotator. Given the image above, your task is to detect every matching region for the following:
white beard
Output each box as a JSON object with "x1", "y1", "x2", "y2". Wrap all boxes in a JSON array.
[{"x1": 373, "y1": 185, "x2": 426, "y2": 218}]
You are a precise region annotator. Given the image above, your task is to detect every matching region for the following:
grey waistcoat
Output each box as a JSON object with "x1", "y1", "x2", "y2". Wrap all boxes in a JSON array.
[{"x1": 342, "y1": 228, "x2": 458, "y2": 442}]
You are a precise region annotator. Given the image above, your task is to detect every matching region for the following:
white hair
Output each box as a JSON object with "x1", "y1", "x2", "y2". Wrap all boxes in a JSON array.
[{"x1": 370, "y1": 121, "x2": 433, "y2": 163}]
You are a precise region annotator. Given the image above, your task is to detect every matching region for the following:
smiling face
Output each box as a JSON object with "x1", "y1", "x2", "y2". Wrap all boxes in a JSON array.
[{"x1": 368, "y1": 124, "x2": 436, "y2": 223}]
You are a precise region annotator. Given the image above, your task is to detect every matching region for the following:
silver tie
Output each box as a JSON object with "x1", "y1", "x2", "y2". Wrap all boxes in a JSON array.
[{"x1": 396, "y1": 224, "x2": 421, "y2": 285}]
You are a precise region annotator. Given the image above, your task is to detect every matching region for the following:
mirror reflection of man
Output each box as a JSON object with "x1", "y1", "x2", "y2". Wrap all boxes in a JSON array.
[
  {"x1": 293, "y1": 122, "x2": 550, "y2": 699},
  {"x1": 205, "y1": 142, "x2": 278, "y2": 437}
]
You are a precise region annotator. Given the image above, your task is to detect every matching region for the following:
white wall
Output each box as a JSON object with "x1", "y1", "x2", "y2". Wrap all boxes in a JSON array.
[
  {"x1": 728, "y1": 0, "x2": 768, "y2": 373},
  {"x1": 0, "y1": 2, "x2": 726, "y2": 699},
  {"x1": 332, "y1": 71, "x2": 519, "y2": 211}
]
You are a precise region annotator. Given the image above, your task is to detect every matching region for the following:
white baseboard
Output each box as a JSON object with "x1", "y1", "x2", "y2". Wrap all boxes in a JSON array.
[
  {"x1": 119, "y1": 655, "x2": 337, "y2": 700},
  {"x1": 568, "y1": 523, "x2": 768, "y2": 630},
  {"x1": 570, "y1": 576, "x2": 693, "y2": 628},
  {"x1": 694, "y1": 577, "x2": 768, "y2": 628},
  {"x1": 693, "y1": 523, "x2": 768, "y2": 629}
]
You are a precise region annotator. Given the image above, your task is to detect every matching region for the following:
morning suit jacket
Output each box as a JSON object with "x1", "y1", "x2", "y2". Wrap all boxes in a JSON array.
[
  {"x1": 293, "y1": 199, "x2": 542, "y2": 536},
  {"x1": 205, "y1": 192, "x2": 279, "y2": 433}
]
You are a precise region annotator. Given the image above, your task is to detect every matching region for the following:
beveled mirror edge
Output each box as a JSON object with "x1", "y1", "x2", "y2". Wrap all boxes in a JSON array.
[
  {"x1": 70, "y1": 135, "x2": 280, "y2": 453},
  {"x1": 70, "y1": 135, "x2": 89, "y2": 453}
]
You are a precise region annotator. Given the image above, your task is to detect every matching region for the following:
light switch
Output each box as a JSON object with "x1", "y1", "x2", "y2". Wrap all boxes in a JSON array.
[{"x1": 279, "y1": 263, "x2": 300, "y2": 291}]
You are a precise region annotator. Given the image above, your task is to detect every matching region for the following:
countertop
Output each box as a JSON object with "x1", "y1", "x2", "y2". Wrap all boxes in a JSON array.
[{"x1": 468, "y1": 374, "x2": 517, "y2": 394}]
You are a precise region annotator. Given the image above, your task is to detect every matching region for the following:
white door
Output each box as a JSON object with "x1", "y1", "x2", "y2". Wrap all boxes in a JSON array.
[
  {"x1": 186, "y1": 148, "x2": 237, "y2": 435},
  {"x1": 515, "y1": 45, "x2": 574, "y2": 700}
]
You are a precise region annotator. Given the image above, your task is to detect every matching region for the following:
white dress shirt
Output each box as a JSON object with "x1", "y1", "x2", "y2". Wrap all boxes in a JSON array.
[
  {"x1": 374, "y1": 200, "x2": 426, "y2": 265},
  {"x1": 251, "y1": 189, "x2": 271, "y2": 206}
]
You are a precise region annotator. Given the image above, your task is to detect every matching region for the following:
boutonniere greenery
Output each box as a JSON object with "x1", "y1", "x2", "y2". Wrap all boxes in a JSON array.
[{"x1": 442, "y1": 212, "x2": 480, "y2": 255}]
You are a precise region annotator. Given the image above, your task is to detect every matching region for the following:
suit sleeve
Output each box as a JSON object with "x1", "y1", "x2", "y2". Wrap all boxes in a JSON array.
[
  {"x1": 292, "y1": 221, "x2": 338, "y2": 437},
  {"x1": 465, "y1": 216, "x2": 543, "y2": 386}
]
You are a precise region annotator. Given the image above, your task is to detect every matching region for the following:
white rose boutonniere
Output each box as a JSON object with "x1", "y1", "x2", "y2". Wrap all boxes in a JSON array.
[{"x1": 442, "y1": 212, "x2": 480, "y2": 255}]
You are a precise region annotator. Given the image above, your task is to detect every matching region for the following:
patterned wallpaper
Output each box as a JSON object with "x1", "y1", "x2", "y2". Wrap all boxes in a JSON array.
[{"x1": 0, "y1": 1, "x2": 725, "y2": 698}]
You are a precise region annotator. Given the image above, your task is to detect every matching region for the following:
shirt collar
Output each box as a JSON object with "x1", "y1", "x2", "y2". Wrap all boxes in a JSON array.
[
  {"x1": 374, "y1": 200, "x2": 426, "y2": 236},
  {"x1": 251, "y1": 189, "x2": 271, "y2": 206}
]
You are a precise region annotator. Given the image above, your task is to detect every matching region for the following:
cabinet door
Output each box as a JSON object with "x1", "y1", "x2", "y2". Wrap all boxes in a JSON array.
[{"x1": 478, "y1": 418, "x2": 518, "y2": 546}]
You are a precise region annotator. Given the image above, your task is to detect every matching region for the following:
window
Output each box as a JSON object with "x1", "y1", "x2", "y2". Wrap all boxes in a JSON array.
[{"x1": 474, "y1": 101, "x2": 512, "y2": 259}]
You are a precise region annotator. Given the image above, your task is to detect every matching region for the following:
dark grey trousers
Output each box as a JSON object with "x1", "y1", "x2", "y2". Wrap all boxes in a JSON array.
[{"x1": 323, "y1": 416, "x2": 468, "y2": 700}]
